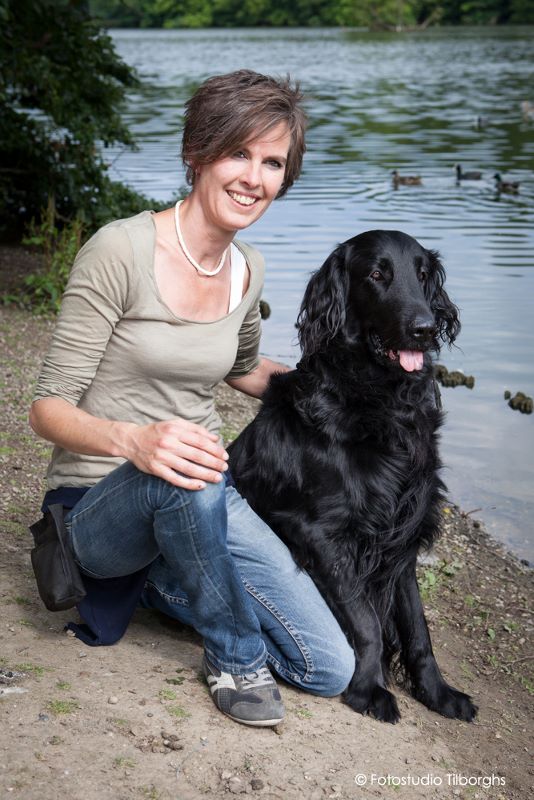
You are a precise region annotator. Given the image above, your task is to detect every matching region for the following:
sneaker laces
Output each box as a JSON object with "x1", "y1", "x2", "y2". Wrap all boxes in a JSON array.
[{"x1": 240, "y1": 666, "x2": 274, "y2": 690}]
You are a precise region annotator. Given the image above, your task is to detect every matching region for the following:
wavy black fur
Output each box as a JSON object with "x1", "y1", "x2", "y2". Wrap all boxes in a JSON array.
[{"x1": 229, "y1": 230, "x2": 477, "y2": 723}]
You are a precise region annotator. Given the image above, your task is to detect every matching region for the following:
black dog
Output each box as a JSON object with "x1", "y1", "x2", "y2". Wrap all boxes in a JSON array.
[{"x1": 229, "y1": 230, "x2": 477, "y2": 724}]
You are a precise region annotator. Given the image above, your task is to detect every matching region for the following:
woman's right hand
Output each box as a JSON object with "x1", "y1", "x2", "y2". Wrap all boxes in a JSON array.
[
  {"x1": 30, "y1": 398, "x2": 228, "y2": 492},
  {"x1": 124, "y1": 417, "x2": 229, "y2": 490}
]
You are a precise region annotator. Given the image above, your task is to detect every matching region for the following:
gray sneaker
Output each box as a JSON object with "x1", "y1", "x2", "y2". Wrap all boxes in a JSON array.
[{"x1": 203, "y1": 655, "x2": 284, "y2": 727}]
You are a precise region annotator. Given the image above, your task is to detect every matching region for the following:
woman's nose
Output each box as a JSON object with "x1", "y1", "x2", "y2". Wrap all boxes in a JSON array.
[{"x1": 240, "y1": 159, "x2": 261, "y2": 187}]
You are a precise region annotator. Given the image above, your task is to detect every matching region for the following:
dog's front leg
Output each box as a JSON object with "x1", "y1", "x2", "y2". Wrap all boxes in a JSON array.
[
  {"x1": 395, "y1": 564, "x2": 477, "y2": 721},
  {"x1": 339, "y1": 595, "x2": 401, "y2": 723}
]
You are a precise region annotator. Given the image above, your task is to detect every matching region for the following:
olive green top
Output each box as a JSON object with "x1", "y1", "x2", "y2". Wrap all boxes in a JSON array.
[{"x1": 34, "y1": 210, "x2": 264, "y2": 489}]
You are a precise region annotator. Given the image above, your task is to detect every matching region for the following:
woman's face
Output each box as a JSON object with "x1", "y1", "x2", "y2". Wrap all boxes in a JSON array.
[{"x1": 192, "y1": 122, "x2": 291, "y2": 233}]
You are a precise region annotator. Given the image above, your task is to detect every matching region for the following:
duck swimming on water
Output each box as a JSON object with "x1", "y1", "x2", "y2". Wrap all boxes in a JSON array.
[
  {"x1": 391, "y1": 170, "x2": 422, "y2": 187},
  {"x1": 455, "y1": 164, "x2": 482, "y2": 181},
  {"x1": 494, "y1": 173, "x2": 520, "y2": 194}
]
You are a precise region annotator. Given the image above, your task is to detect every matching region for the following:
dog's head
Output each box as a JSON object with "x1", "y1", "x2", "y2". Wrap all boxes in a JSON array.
[{"x1": 297, "y1": 230, "x2": 460, "y2": 372}]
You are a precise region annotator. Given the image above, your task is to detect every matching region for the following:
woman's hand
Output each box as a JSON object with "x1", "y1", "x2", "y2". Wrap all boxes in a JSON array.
[
  {"x1": 30, "y1": 397, "x2": 228, "y2": 491},
  {"x1": 125, "y1": 418, "x2": 228, "y2": 490}
]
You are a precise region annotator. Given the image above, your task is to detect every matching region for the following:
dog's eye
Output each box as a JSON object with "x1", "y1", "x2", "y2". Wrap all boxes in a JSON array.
[
  {"x1": 370, "y1": 270, "x2": 384, "y2": 282},
  {"x1": 419, "y1": 271, "x2": 427, "y2": 283}
]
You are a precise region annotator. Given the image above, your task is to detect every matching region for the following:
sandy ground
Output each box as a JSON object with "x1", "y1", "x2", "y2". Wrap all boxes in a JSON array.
[{"x1": 0, "y1": 249, "x2": 532, "y2": 800}]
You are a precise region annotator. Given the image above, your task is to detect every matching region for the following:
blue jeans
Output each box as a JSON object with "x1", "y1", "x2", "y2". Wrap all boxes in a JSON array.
[
  {"x1": 64, "y1": 461, "x2": 266, "y2": 674},
  {"x1": 141, "y1": 483, "x2": 355, "y2": 696},
  {"x1": 65, "y1": 461, "x2": 354, "y2": 694}
]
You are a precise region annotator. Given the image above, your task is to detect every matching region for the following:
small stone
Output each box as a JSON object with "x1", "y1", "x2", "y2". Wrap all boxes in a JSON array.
[
  {"x1": 221, "y1": 771, "x2": 233, "y2": 781},
  {"x1": 169, "y1": 740, "x2": 183, "y2": 751},
  {"x1": 330, "y1": 785, "x2": 342, "y2": 793},
  {"x1": 65, "y1": 630, "x2": 76, "y2": 638},
  {"x1": 250, "y1": 778, "x2": 264, "y2": 791},
  {"x1": 147, "y1": 712, "x2": 153, "y2": 717},
  {"x1": 108, "y1": 696, "x2": 119, "y2": 705},
  {"x1": 228, "y1": 777, "x2": 246, "y2": 795}
]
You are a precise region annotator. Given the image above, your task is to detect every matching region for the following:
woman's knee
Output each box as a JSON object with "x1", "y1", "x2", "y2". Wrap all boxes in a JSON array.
[{"x1": 306, "y1": 636, "x2": 355, "y2": 697}]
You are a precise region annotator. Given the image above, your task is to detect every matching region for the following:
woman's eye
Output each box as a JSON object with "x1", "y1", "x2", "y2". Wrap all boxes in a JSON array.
[
  {"x1": 267, "y1": 159, "x2": 282, "y2": 169},
  {"x1": 370, "y1": 270, "x2": 384, "y2": 281},
  {"x1": 234, "y1": 150, "x2": 247, "y2": 159}
]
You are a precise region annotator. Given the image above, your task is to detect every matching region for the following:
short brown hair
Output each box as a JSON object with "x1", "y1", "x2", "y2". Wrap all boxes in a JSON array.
[{"x1": 181, "y1": 70, "x2": 307, "y2": 198}]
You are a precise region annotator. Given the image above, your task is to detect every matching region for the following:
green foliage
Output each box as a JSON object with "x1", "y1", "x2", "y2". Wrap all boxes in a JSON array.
[
  {"x1": 88, "y1": 0, "x2": 534, "y2": 27},
  {"x1": 47, "y1": 698, "x2": 80, "y2": 715},
  {"x1": 0, "y1": 0, "x2": 149, "y2": 236},
  {"x1": 167, "y1": 704, "x2": 191, "y2": 718},
  {"x1": 12, "y1": 200, "x2": 82, "y2": 314}
]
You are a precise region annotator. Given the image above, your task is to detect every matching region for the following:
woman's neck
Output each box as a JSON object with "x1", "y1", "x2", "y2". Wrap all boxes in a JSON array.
[{"x1": 178, "y1": 194, "x2": 235, "y2": 268}]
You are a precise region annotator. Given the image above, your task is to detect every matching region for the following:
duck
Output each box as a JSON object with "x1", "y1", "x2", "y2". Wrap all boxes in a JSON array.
[
  {"x1": 473, "y1": 115, "x2": 488, "y2": 130},
  {"x1": 391, "y1": 170, "x2": 422, "y2": 187},
  {"x1": 455, "y1": 164, "x2": 482, "y2": 181},
  {"x1": 494, "y1": 173, "x2": 520, "y2": 194}
]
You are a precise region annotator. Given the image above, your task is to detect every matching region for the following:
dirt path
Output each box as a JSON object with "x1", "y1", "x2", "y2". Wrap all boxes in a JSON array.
[{"x1": 0, "y1": 298, "x2": 532, "y2": 800}]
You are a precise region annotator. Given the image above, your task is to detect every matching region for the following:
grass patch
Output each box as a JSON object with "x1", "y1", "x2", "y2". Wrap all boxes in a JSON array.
[
  {"x1": 139, "y1": 787, "x2": 162, "y2": 800},
  {"x1": 14, "y1": 662, "x2": 50, "y2": 677},
  {"x1": 110, "y1": 717, "x2": 129, "y2": 729},
  {"x1": 158, "y1": 688, "x2": 177, "y2": 701},
  {"x1": 14, "y1": 597, "x2": 32, "y2": 606},
  {"x1": 47, "y1": 699, "x2": 80, "y2": 716},
  {"x1": 418, "y1": 559, "x2": 464, "y2": 601},
  {"x1": 55, "y1": 681, "x2": 71, "y2": 690},
  {"x1": 167, "y1": 705, "x2": 190, "y2": 720},
  {"x1": 113, "y1": 757, "x2": 136, "y2": 769}
]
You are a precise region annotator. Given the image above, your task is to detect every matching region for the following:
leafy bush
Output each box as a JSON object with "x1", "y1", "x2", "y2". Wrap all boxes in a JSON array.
[
  {"x1": 3, "y1": 199, "x2": 82, "y2": 315},
  {"x1": 0, "y1": 0, "x2": 151, "y2": 236}
]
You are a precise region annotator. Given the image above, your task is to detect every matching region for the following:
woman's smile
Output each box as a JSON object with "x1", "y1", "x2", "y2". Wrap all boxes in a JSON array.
[{"x1": 227, "y1": 190, "x2": 258, "y2": 207}]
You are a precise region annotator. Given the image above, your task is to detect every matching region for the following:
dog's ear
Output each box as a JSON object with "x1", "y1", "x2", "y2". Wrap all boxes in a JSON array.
[
  {"x1": 426, "y1": 249, "x2": 460, "y2": 347},
  {"x1": 297, "y1": 245, "x2": 349, "y2": 358}
]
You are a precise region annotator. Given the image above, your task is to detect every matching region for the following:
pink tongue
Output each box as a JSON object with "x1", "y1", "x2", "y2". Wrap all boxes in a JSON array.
[{"x1": 399, "y1": 350, "x2": 424, "y2": 372}]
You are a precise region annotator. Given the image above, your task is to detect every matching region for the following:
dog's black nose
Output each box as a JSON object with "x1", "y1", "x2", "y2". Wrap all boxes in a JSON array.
[{"x1": 409, "y1": 317, "x2": 436, "y2": 342}]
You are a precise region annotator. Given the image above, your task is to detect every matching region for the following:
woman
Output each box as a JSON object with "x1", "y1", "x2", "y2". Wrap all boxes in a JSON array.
[{"x1": 30, "y1": 70, "x2": 354, "y2": 728}]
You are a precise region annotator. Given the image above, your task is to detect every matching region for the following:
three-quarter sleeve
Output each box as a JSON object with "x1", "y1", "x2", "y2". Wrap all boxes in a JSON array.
[{"x1": 33, "y1": 225, "x2": 131, "y2": 406}]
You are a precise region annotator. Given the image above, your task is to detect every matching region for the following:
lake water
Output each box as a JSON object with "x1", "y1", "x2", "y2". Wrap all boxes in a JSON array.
[{"x1": 107, "y1": 26, "x2": 534, "y2": 561}]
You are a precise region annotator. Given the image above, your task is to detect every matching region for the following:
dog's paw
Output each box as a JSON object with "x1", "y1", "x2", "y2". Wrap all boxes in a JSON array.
[
  {"x1": 343, "y1": 684, "x2": 401, "y2": 724},
  {"x1": 415, "y1": 681, "x2": 478, "y2": 721}
]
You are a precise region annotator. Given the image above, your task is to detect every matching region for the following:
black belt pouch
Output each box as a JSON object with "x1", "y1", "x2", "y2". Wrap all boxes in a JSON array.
[{"x1": 29, "y1": 503, "x2": 86, "y2": 611}]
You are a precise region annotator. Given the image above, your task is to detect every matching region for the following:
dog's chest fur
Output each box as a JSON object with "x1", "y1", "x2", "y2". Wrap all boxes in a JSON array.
[{"x1": 232, "y1": 364, "x2": 444, "y2": 576}]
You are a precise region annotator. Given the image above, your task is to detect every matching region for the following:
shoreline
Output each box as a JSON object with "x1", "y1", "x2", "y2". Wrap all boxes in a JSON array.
[{"x1": 0, "y1": 251, "x2": 532, "y2": 798}]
